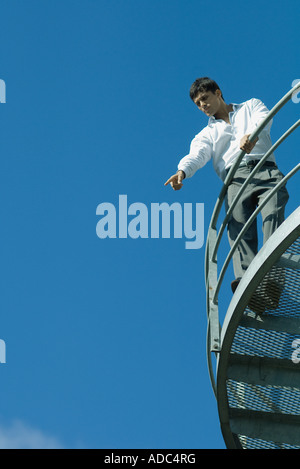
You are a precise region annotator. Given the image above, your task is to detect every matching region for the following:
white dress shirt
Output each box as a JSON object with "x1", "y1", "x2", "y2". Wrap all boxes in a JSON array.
[{"x1": 177, "y1": 98, "x2": 276, "y2": 181}]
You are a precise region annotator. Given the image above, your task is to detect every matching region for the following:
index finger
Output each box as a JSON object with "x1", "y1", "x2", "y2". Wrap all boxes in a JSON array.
[{"x1": 164, "y1": 176, "x2": 174, "y2": 186}]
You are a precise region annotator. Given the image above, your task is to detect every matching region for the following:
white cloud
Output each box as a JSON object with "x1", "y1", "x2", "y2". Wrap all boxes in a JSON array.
[{"x1": 0, "y1": 420, "x2": 64, "y2": 449}]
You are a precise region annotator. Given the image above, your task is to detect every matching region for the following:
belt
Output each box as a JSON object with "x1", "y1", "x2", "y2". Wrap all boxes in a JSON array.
[
  {"x1": 239, "y1": 160, "x2": 277, "y2": 169},
  {"x1": 226, "y1": 160, "x2": 277, "y2": 174}
]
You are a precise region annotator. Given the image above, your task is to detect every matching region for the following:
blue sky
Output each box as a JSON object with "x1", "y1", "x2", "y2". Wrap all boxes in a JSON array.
[{"x1": 0, "y1": 0, "x2": 299, "y2": 449}]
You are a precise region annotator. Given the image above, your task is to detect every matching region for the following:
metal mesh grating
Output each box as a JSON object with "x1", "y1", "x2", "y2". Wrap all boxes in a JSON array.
[
  {"x1": 238, "y1": 434, "x2": 300, "y2": 449},
  {"x1": 225, "y1": 236, "x2": 300, "y2": 448},
  {"x1": 286, "y1": 238, "x2": 300, "y2": 256},
  {"x1": 230, "y1": 237, "x2": 300, "y2": 360},
  {"x1": 230, "y1": 327, "x2": 300, "y2": 360},
  {"x1": 227, "y1": 379, "x2": 300, "y2": 415}
]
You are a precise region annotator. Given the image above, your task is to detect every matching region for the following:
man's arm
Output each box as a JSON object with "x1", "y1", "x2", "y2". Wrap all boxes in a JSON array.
[
  {"x1": 249, "y1": 98, "x2": 272, "y2": 133},
  {"x1": 164, "y1": 130, "x2": 212, "y2": 190},
  {"x1": 239, "y1": 98, "x2": 271, "y2": 154}
]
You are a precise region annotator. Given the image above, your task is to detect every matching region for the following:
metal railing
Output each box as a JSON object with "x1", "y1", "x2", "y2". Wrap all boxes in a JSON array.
[{"x1": 204, "y1": 81, "x2": 300, "y2": 396}]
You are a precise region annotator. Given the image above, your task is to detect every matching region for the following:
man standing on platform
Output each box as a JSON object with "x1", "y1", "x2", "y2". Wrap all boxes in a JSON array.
[{"x1": 164, "y1": 77, "x2": 289, "y2": 293}]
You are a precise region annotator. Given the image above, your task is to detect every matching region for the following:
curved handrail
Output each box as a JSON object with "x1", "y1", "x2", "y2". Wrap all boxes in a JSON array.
[
  {"x1": 211, "y1": 120, "x2": 300, "y2": 264},
  {"x1": 204, "y1": 81, "x2": 300, "y2": 393},
  {"x1": 213, "y1": 162, "x2": 300, "y2": 302},
  {"x1": 204, "y1": 81, "x2": 300, "y2": 285},
  {"x1": 206, "y1": 82, "x2": 300, "y2": 232},
  {"x1": 206, "y1": 322, "x2": 217, "y2": 396}
]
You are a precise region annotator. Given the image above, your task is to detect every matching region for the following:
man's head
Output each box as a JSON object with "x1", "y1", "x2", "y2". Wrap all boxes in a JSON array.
[{"x1": 190, "y1": 77, "x2": 225, "y2": 117}]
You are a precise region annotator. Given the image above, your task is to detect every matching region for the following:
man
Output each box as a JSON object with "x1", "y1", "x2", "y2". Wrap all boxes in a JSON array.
[{"x1": 165, "y1": 77, "x2": 289, "y2": 293}]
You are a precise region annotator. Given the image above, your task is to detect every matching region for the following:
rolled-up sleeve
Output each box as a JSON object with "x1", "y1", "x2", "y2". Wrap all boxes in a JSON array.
[
  {"x1": 177, "y1": 131, "x2": 212, "y2": 179},
  {"x1": 248, "y1": 98, "x2": 273, "y2": 135}
]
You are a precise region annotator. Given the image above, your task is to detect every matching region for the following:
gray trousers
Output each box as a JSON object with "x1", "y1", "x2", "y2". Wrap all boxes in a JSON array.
[{"x1": 225, "y1": 165, "x2": 289, "y2": 280}]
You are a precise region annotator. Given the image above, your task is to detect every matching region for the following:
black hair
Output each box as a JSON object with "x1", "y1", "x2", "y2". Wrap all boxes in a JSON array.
[{"x1": 189, "y1": 77, "x2": 224, "y2": 101}]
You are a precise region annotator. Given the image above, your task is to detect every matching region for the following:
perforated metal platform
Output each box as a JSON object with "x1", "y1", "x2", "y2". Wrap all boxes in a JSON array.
[{"x1": 217, "y1": 210, "x2": 300, "y2": 448}]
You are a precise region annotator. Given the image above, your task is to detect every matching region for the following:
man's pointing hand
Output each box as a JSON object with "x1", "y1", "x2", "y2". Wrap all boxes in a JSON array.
[{"x1": 164, "y1": 170, "x2": 186, "y2": 191}]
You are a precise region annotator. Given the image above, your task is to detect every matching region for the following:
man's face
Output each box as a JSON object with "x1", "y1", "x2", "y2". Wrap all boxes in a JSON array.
[{"x1": 193, "y1": 89, "x2": 222, "y2": 117}]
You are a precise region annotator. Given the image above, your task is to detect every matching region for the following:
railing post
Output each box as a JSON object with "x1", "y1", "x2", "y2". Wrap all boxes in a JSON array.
[{"x1": 208, "y1": 227, "x2": 221, "y2": 352}]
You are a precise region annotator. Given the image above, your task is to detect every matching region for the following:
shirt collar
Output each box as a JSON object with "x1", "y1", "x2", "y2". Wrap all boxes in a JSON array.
[{"x1": 208, "y1": 102, "x2": 242, "y2": 124}]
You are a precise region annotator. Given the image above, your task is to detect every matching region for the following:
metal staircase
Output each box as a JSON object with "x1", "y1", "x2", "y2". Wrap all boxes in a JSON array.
[{"x1": 204, "y1": 82, "x2": 300, "y2": 449}]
